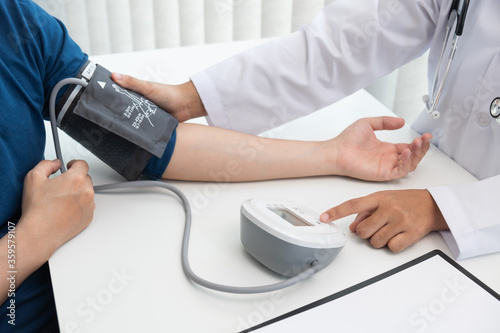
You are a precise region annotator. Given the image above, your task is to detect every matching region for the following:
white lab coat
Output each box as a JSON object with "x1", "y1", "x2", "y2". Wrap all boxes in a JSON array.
[{"x1": 190, "y1": 0, "x2": 500, "y2": 259}]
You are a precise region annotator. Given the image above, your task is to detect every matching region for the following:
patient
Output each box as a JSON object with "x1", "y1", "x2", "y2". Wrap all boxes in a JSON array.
[{"x1": 0, "y1": 1, "x2": 431, "y2": 331}]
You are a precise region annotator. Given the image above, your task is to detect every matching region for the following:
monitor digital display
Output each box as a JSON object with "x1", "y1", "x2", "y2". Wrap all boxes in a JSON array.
[{"x1": 268, "y1": 207, "x2": 311, "y2": 227}]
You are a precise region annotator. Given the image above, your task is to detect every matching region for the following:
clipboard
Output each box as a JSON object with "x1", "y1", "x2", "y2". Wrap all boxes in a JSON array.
[{"x1": 240, "y1": 250, "x2": 500, "y2": 333}]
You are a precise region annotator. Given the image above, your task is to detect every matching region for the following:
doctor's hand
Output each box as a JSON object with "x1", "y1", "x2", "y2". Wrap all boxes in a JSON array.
[
  {"x1": 111, "y1": 73, "x2": 206, "y2": 122},
  {"x1": 331, "y1": 117, "x2": 432, "y2": 181},
  {"x1": 320, "y1": 190, "x2": 449, "y2": 252}
]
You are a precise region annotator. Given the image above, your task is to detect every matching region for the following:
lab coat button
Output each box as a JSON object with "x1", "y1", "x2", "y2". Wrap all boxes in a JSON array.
[{"x1": 477, "y1": 112, "x2": 490, "y2": 127}]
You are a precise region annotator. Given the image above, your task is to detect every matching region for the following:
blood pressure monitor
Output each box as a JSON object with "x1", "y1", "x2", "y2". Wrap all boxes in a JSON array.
[{"x1": 241, "y1": 199, "x2": 346, "y2": 277}]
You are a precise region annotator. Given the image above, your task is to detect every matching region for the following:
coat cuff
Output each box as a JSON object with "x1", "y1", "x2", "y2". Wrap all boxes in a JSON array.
[
  {"x1": 428, "y1": 186, "x2": 479, "y2": 260},
  {"x1": 190, "y1": 71, "x2": 232, "y2": 130}
]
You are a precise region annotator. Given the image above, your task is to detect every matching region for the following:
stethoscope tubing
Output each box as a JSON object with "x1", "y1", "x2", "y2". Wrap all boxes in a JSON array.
[{"x1": 425, "y1": 0, "x2": 470, "y2": 118}]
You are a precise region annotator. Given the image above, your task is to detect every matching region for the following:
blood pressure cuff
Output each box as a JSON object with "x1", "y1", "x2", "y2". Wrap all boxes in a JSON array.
[{"x1": 55, "y1": 61, "x2": 178, "y2": 180}]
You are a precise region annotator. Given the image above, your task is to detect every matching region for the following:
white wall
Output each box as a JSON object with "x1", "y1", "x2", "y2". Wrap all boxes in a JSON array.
[{"x1": 34, "y1": 0, "x2": 333, "y2": 55}]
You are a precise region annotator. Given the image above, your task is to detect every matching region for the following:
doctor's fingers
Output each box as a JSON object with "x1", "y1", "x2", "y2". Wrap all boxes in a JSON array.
[
  {"x1": 349, "y1": 211, "x2": 373, "y2": 232},
  {"x1": 349, "y1": 207, "x2": 426, "y2": 251},
  {"x1": 386, "y1": 229, "x2": 430, "y2": 253},
  {"x1": 351, "y1": 210, "x2": 393, "y2": 242},
  {"x1": 321, "y1": 190, "x2": 423, "y2": 225},
  {"x1": 368, "y1": 216, "x2": 433, "y2": 252},
  {"x1": 112, "y1": 72, "x2": 160, "y2": 99},
  {"x1": 320, "y1": 194, "x2": 381, "y2": 223}
]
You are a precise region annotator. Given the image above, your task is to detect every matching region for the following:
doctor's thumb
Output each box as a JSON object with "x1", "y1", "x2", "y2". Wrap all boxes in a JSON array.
[{"x1": 111, "y1": 72, "x2": 150, "y2": 96}]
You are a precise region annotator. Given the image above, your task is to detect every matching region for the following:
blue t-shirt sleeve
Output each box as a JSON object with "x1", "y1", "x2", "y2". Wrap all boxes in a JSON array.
[
  {"x1": 39, "y1": 14, "x2": 89, "y2": 117},
  {"x1": 17, "y1": 0, "x2": 88, "y2": 118},
  {"x1": 142, "y1": 127, "x2": 178, "y2": 179}
]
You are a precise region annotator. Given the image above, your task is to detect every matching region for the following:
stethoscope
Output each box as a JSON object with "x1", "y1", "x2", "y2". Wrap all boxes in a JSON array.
[{"x1": 422, "y1": 0, "x2": 469, "y2": 120}]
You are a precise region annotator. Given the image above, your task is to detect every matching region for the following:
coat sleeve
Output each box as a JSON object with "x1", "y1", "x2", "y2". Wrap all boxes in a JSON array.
[
  {"x1": 190, "y1": 0, "x2": 443, "y2": 134},
  {"x1": 429, "y1": 175, "x2": 500, "y2": 259}
]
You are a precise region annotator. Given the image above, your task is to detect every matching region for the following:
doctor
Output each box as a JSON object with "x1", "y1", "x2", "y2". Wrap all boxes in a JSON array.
[{"x1": 113, "y1": 0, "x2": 500, "y2": 260}]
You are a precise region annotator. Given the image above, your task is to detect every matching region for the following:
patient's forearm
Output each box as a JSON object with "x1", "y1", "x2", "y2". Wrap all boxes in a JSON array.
[{"x1": 162, "y1": 123, "x2": 335, "y2": 182}]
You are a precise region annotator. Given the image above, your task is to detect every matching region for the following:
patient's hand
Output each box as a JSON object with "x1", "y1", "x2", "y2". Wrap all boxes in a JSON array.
[{"x1": 329, "y1": 117, "x2": 432, "y2": 181}]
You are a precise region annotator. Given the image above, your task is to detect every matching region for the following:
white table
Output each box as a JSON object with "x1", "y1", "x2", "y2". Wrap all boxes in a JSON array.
[{"x1": 45, "y1": 40, "x2": 500, "y2": 333}]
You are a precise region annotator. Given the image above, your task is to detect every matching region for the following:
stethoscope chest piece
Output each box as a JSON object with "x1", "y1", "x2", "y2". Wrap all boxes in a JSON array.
[{"x1": 422, "y1": 95, "x2": 441, "y2": 119}]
